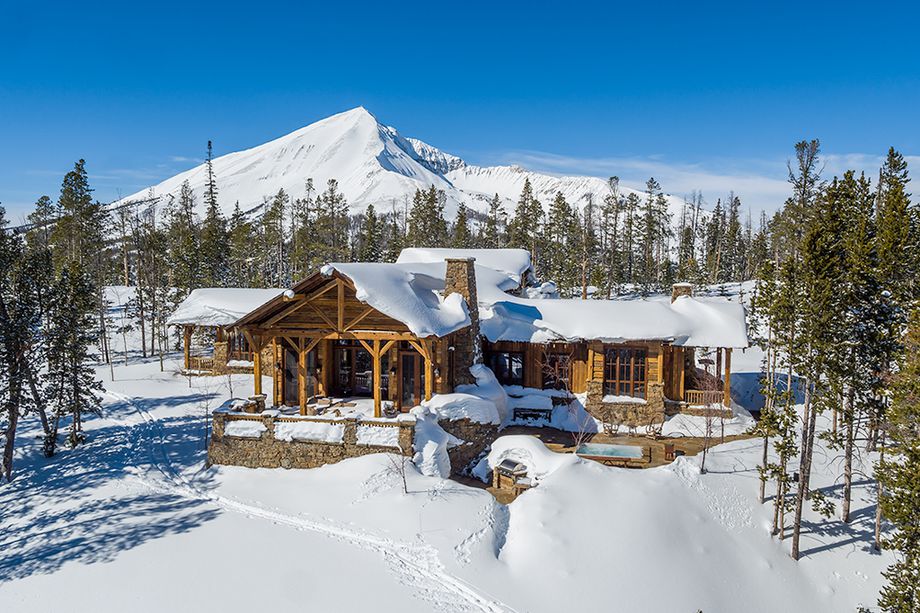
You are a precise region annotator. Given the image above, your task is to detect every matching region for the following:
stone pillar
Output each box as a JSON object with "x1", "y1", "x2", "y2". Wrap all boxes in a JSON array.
[
  {"x1": 444, "y1": 258, "x2": 480, "y2": 387},
  {"x1": 213, "y1": 341, "x2": 229, "y2": 373},
  {"x1": 396, "y1": 415, "x2": 416, "y2": 455},
  {"x1": 671, "y1": 282, "x2": 693, "y2": 302},
  {"x1": 343, "y1": 417, "x2": 359, "y2": 446}
]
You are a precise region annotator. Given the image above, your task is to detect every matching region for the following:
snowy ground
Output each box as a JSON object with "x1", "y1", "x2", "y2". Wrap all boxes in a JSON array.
[{"x1": 0, "y1": 286, "x2": 893, "y2": 612}]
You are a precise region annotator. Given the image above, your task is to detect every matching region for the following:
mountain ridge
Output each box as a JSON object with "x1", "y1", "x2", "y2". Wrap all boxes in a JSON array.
[{"x1": 117, "y1": 107, "x2": 688, "y2": 220}]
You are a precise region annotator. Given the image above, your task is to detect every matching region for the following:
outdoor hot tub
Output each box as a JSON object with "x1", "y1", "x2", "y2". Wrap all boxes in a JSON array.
[{"x1": 575, "y1": 442, "x2": 649, "y2": 466}]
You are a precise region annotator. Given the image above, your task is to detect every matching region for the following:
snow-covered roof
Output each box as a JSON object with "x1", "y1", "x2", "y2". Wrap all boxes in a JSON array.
[
  {"x1": 395, "y1": 248, "x2": 532, "y2": 285},
  {"x1": 321, "y1": 260, "x2": 748, "y2": 347},
  {"x1": 320, "y1": 262, "x2": 472, "y2": 338},
  {"x1": 167, "y1": 288, "x2": 285, "y2": 327}
]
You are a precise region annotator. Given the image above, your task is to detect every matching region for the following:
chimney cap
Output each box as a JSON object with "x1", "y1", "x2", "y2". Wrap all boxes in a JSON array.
[
  {"x1": 671, "y1": 282, "x2": 694, "y2": 303},
  {"x1": 445, "y1": 257, "x2": 476, "y2": 263}
]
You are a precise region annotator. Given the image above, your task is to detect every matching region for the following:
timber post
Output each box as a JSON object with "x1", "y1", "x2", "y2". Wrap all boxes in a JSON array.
[
  {"x1": 424, "y1": 342, "x2": 433, "y2": 401},
  {"x1": 723, "y1": 348, "x2": 732, "y2": 408},
  {"x1": 183, "y1": 325, "x2": 192, "y2": 369},
  {"x1": 298, "y1": 339, "x2": 307, "y2": 415},
  {"x1": 372, "y1": 339, "x2": 382, "y2": 417}
]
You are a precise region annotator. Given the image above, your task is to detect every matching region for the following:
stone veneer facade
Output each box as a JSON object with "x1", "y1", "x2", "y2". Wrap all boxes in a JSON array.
[
  {"x1": 584, "y1": 380, "x2": 667, "y2": 426},
  {"x1": 444, "y1": 258, "x2": 481, "y2": 387},
  {"x1": 209, "y1": 412, "x2": 415, "y2": 469}
]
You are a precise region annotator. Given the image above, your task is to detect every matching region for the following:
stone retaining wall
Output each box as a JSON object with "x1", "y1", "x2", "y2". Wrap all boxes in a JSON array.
[
  {"x1": 437, "y1": 417, "x2": 500, "y2": 475},
  {"x1": 209, "y1": 412, "x2": 414, "y2": 469}
]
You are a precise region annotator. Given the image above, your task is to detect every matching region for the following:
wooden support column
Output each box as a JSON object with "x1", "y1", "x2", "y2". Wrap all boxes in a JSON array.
[
  {"x1": 272, "y1": 338, "x2": 280, "y2": 406},
  {"x1": 252, "y1": 342, "x2": 262, "y2": 396},
  {"x1": 723, "y1": 348, "x2": 732, "y2": 407},
  {"x1": 183, "y1": 325, "x2": 192, "y2": 369},
  {"x1": 678, "y1": 347, "x2": 686, "y2": 401},
  {"x1": 372, "y1": 339, "x2": 382, "y2": 418},
  {"x1": 336, "y1": 280, "x2": 345, "y2": 332},
  {"x1": 423, "y1": 340, "x2": 433, "y2": 401},
  {"x1": 657, "y1": 347, "x2": 665, "y2": 383},
  {"x1": 298, "y1": 339, "x2": 308, "y2": 415}
]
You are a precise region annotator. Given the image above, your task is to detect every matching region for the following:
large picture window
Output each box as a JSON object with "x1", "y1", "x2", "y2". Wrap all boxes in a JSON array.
[
  {"x1": 487, "y1": 351, "x2": 525, "y2": 387},
  {"x1": 603, "y1": 347, "x2": 647, "y2": 399}
]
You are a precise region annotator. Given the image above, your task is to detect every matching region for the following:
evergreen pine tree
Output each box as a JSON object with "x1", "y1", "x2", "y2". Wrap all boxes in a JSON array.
[
  {"x1": 599, "y1": 177, "x2": 623, "y2": 296},
  {"x1": 164, "y1": 180, "x2": 201, "y2": 296},
  {"x1": 227, "y1": 203, "x2": 255, "y2": 286},
  {"x1": 0, "y1": 207, "x2": 47, "y2": 479},
  {"x1": 452, "y1": 203, "x2": 473, "y2": 248},
  {"x1": 356, "y1": 204, "x2": 383, "y2": 262},
  {"x1": 877, "y1": 309, "x2": 920, "y2": 612},
  {"x1": 480, "y1": 193, "x2": 506, "y2": 248},
  {"x1": 877, "y1": 148, "x2": 916, "y2": 303},
  {"x1": 508, "y1": 179, "x2": 544, "y2": 265},
  {"x1": 259, "y1": 189, "x2": 288, "y2": 286},
  {"x1": 199, "y1": 140, "x2": 229, "y2": 286},
  {"x1": 44, "y1": 263, "x2": 103, "y2": 452}
]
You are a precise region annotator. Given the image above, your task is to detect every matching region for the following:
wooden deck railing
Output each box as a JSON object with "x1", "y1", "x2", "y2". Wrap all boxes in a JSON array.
[{"x1": 685, "y1": 389, "x2": 724, "y2": 406}]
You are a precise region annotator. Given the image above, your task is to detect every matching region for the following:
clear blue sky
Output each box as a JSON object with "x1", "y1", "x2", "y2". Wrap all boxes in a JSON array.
[{"x1": 2, "y1": 0, "x2": 918, "y2": 221}]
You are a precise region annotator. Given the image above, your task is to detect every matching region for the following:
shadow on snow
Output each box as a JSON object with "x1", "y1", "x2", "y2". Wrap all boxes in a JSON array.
[{"x1": 0, "y1": 392, "x2": 221, "y2": 583}]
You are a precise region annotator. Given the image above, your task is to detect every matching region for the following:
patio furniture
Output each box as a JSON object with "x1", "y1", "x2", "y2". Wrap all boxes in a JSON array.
[{"x1": 664, "y1": 443, "x2": 676, "y2": 461}]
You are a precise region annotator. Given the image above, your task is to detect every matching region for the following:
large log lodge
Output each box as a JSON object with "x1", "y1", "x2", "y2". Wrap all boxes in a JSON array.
[{"x1": 171, "y1": 249, "x2": 748, "y2": 425}]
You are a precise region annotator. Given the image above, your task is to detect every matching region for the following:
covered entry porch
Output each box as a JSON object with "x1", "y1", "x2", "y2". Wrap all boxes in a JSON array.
[{"x1": 242, "y1": 330, "x2": 437, "y2": 418}]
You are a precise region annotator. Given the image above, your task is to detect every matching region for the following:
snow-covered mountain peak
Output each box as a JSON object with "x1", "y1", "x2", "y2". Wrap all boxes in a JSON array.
[{"x1": 117, "y1": 107, "x2": 690, "y2": 221}]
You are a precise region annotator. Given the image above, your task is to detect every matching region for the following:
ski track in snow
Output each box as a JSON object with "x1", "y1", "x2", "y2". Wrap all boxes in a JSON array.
[{"x1": 103, "y1": 390, "x2": 516, "y2": 613}]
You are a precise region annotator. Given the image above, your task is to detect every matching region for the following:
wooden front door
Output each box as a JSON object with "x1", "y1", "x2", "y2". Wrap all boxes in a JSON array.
[
  {"x1": 282, "y1": 347, "x2": 299, "y2": 406},
  {"x1": 333, "y1": 342, "x2": 374, "y2": 397},
  {"x1": 399, "y1": 351, "x2": 426, "y2": 411}
]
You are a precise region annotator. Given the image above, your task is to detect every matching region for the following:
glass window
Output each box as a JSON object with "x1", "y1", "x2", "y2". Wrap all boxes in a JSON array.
[
  {"x1": 542, "y1": 353, "x2": 571, "y2": 390},
  {"x1": 487, "y1": 351, "x2": 525, "y2": 387},
  {"x1": 603, "y1": 347, "x2": 648, "y2": 399}
]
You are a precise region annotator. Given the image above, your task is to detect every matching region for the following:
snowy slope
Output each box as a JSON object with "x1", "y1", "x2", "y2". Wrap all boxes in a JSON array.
[{"x1": 117, "y1": 107, "x2": 688, "y2": 220}]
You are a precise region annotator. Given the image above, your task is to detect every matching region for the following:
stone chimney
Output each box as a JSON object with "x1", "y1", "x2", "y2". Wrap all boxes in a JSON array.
[
  {"x1": 444, "y1": 258, "x2": 481, "y2": 386},
  {"x1": 671, "y1": 282, "x2": 693, "y2": 303}
]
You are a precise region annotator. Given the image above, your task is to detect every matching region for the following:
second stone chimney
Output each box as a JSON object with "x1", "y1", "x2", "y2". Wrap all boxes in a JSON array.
[
  {"x1": 444, "y1": 258, "x2": 481, "y2": 386},
  {"x1": 671, "y1": 282, "x2": 693, "y2": 303}
]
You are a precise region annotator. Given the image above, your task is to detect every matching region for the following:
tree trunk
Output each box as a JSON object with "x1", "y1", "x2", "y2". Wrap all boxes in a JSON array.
[
  {"x1": 791, "y1": 378, "x2": 817, "y2": 560},
  {"x1": 2, "y1": 404, "x2": 19, "y2": 482},
  {"x1": 874, "y1": 428, "x2": 885, "y2": 552},
  {"x1": 842, "y1": 385, "x2": 855, "y2": 523},
  {"x1": 760, "y1": 435, "x2": 769, "y2": 504},
  {"x1": 24, "y1": 364, "x2": 50, "y2": 436}
]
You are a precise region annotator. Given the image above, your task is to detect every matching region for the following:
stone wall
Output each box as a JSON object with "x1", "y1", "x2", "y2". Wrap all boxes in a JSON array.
[
  {"x1": 437, "y1": 417, "x2": 500, "y2": 475},
  {"x1": 584, "y1": 380, "x2": 666, "y2": 427},
  {"x1": 209, "y1": 412, "x2": 414, "y2": 469}
]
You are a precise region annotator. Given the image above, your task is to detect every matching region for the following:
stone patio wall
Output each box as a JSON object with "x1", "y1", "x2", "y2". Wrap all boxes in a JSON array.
[{"x1": 209, "y1": 412, "x2": 414, "y2": 469}]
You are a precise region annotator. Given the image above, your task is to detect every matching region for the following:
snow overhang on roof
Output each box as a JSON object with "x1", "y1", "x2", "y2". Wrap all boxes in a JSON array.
[
  {"x1": 320, "y1": 262, "x2": 472, "y2": 338},
  {"x1": 396, "y1": 247, "x2": 532, "y2": 286},
  {"x1": 167, "y1": 288, "x2": 285, "y2": 327}
]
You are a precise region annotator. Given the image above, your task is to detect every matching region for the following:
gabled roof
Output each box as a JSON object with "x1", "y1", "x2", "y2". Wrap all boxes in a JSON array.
[{"x1": 167, "y1": 288, "x2": 284, "y2": 327}]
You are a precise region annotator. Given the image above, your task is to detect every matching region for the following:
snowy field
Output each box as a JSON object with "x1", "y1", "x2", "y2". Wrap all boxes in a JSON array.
[{"x1": 0, "y1": 288, "x2": 893, "y2": 612}]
